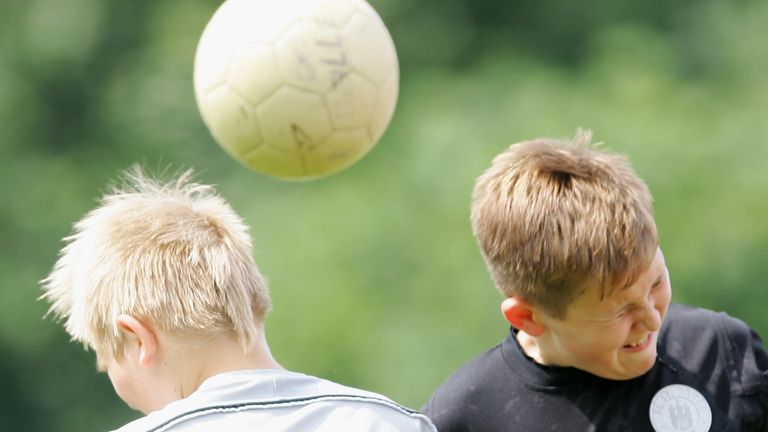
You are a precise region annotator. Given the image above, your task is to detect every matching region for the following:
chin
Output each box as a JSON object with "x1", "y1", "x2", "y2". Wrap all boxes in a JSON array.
[
  {"x1": 625, "y1": 367, "x2": 653, "y2": 380},
  {"x1": 595, "y1": 359, "x2": 657, "y2": 381},
  {"x1": 624, "y1": 357, "x2": 657, "y2": 380}
]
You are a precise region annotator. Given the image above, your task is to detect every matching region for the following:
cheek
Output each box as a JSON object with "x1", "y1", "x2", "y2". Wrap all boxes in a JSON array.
[
  {"x1": 656, "y1": 283, "x2": 673, "y2": 315},
  {"x1": 593, "y1": 323, "x2": 636, "y2": 356},
  {"x1": 562, "y1": 325, "x2": 627, "y2": 359}
]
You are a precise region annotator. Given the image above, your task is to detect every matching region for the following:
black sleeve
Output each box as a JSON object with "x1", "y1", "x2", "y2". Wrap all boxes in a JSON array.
[
  {"x1": 716, "y1": 312, "x2": 768, "y2": 431},
  {"x1": 422, "y1": 374, "x2": 470, "y2": 432},
  {"x1": 421, "y1": 348, "x2": 504, "y2": 432}
]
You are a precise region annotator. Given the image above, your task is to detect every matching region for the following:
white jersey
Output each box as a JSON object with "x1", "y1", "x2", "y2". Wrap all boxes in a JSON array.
[{"x1": 112, "y1": 369, "x2": 437, "y2": 432}]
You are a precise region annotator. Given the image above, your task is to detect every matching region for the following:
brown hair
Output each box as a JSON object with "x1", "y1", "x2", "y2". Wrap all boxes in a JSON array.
[{"x1": 471, "y1": 129, "x2": 658, "y2": 318}]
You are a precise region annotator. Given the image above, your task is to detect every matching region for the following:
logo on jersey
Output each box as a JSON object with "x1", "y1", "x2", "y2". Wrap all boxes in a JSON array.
[{"x1": 649, "y1": 384, "x2": 711, "y2": 432}]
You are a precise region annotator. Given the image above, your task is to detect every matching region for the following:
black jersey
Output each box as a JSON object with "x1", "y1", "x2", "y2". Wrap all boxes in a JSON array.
[{"x1": 423, "y1": 304, "x2": 768, "y2": 431}]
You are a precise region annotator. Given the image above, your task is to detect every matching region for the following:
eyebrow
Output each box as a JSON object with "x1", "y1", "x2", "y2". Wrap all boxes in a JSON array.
[
  {"x1": 630, "y1": 273, "x2": 664, "y2": 301},
  {"x1": 607, "y1": 273, "x2": 665, "y2": 314}
]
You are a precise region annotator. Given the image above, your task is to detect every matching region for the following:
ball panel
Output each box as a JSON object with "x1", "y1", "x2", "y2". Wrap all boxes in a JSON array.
[
  {"x1": 315, "y1": 128, "x2": 373, "y2": 171},
  {"x1": 274, "y1": 19, "x2": 350, "y2": 93},
  {"x1": 199, "y1": 86, "x2": 264, "y2": 162},
  {"x1": 324, "y1": 71, "x2": 378, "y2": 130},
  {"x1": 283, "y1": 128, "x2": 373, "y2": 179},
  {"x1": 240, "y1": 146, "x2": 308, "y2": 179},
  {"x1": 226, "y1": 43, "x2": 282, "y2": 106},
  {"x1": 369, "y1": 68, "x2": 398, "y2": 142},
  {"x1": 343, "y1": 11, "x2": 398, "y2": 86},
  {"x1": 256, "y1": 87, "x2": 332, "y2": 153},
  {"x1": 310, "y1": 0, "x2": 357, "y2": 27},
  {"x1": 193, "y1": 33, "x2": 232, "y2": 95},
  {"x1": 211, "y1": 0, "x2": 304, "y2": 43}
]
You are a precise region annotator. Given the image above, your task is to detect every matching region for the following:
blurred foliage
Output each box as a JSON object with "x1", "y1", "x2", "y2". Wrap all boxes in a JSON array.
[{"x1": 1, "y1": 0, "x2": 767, "y2": 430}]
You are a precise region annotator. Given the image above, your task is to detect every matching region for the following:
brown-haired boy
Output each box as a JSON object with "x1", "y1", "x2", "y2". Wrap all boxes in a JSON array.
[{"x1": 423, "y1": 130, "x2": 768, "y2": 431}]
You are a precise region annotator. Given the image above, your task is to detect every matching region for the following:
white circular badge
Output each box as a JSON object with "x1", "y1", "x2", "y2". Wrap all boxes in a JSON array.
[{"x1": 649, "y1": 384, "x2": 712, "y2": 432}]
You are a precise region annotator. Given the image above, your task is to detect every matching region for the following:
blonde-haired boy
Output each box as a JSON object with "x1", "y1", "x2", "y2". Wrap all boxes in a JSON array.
[
  {"x1": 423, "y1": 130, "x2": 768, "y2": 431},
  {"x1": 42, "y1": 167, "x2": 436, "y2": 432}
]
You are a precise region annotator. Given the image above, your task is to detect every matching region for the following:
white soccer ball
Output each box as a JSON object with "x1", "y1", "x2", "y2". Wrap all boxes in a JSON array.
[{"x1": 193, "y1": 0, "x2": 399, "y2": 180}]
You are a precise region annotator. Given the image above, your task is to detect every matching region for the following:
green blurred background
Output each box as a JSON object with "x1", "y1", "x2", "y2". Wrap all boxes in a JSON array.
[{"x1": 1, "y1": 0, "x2": 767, "y2": 430}]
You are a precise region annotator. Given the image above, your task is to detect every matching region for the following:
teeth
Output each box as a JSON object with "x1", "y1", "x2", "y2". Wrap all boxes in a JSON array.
[{"x1": 626, "y1": 336, "x2": 647, "y2": 348}]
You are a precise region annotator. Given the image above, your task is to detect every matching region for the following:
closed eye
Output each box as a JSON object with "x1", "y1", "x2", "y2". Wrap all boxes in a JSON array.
[{"x1": 618, "y1": 306, "x2": 636, "y2": 318}]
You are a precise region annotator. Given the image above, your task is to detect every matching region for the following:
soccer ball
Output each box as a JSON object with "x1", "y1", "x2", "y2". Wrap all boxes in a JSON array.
[{"x1": 193, "y1": 0, "x2": 399, "y2": 180}]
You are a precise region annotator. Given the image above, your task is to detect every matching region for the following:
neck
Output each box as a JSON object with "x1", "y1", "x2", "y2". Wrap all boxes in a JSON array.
[
  {"x1": 516, "y1": 330, "x2": 545, "y2": 364},
  {"x1": 166, "y1": 329, "x2": 283, "y2": 399}
]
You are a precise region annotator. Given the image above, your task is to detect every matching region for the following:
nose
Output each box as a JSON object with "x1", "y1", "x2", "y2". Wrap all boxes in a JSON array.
[{"x1": 634, "y1": 295, "x2": 662, "y2": 332}]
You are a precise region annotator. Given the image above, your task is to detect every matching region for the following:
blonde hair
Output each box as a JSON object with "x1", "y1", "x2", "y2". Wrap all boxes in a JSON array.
[
  {"x1": 41, "y1": 166, "x2": 271, "y2": 357},
  {"x1": 471, "y1": 129, "x2": 658, "y2": 318}
]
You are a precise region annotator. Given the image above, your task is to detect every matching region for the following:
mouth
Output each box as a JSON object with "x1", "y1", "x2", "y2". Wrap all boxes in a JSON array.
[{"x1": 623, "y1": 333, "x2": 654, "y2": 352}]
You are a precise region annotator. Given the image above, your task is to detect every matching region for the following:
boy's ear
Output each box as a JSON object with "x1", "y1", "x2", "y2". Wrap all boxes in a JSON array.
[
  {"x1": 115, "y1": 314, "x2": 158, "y2": 368},
  {"x1": 501, "y1": 297, "x2": 546, "y2": 337}
]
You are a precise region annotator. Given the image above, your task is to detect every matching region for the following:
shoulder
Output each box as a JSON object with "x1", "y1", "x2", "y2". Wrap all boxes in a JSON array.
[
  {"x1": 661, "y1": 304, "x2": 768, "y2": 395},
  {"x1": 423, "y1": 343, "x2": 507, "y2": 429},
  {"x1": 112, "y1": 369, "x2": 436, "y2": 432},
  {"x1": 293, "y1": 374, "x2": 437, "y2": 431},
  {"x1": 662, "y1": 303, "x2": 734, "y2": 331},
  {"x1": 661, "y1": 303, "x2": 750, "y2": 354},
  {"x1": 426, "y1": 343, "x2": 505, "y2": 402}
]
